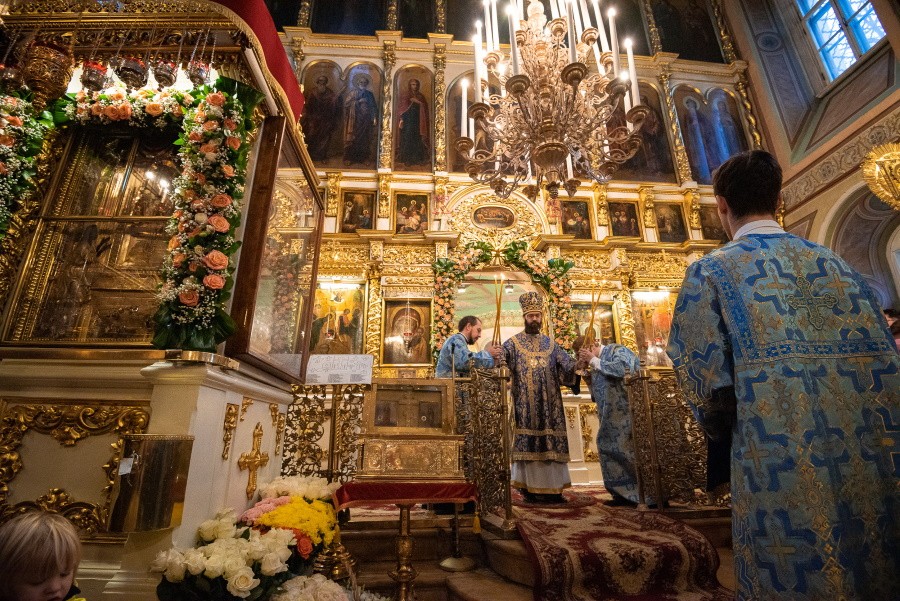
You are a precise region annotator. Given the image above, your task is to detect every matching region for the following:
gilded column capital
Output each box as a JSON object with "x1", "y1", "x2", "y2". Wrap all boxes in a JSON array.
[
  {"x1": 291, "y1": 38, "x2": 305, "y2": 73},
  {"x1": 546, "y1": 244, "x2": 561, "y2": 260},
  {"x1": 685, "y1": 187, "x2": 701, "y2": 229},
  {"x1": 435, "y1": 240, "x2": 449, "y2": 259},
  {"x1": 325, "y1": 171, "x2": 341, "y2": 217},
  {"x1": 370, "y1": 239, "x2": 384, "y2": 262},
  {"x1": 614, "y1": 287, "x2": 638, "y2": 354},
  {"x1": 378, "y1": 172, "x2": 393, "y2": 220},
  {"x1": 434, "y1": 175, "x2": 450, "y2": 216},
  {"x1": 433, "y1": 44, "x2": 447, "y2": 173}
]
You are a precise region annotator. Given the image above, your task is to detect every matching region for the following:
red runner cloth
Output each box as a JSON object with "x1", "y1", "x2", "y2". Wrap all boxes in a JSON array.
[
  {"x1": 211, "y1": 0, "x2": 305, "y2": 119},
  {"x1": 333, "y1": 481, "x2": 477, "y2": 510}
]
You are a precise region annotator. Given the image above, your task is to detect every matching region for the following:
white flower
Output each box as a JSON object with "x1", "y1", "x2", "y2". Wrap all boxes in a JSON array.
[
  {"x1": 215, "y1": 518, "x2": 237, "y2": 540},
  {"x1": 198, "y1": 518, "x2": 219, "y2": 542},
  {"x1": 149, "y1": 549, "x2": 169, "y2": 573},
  {"x1": 194, "y1": 212, "x2": 208, "y2": 224},
  {"x1": 259, "y1": 552, "x2": 288, "y2": 576},
  {"x1": 223, "y1": 553, "x2": 248, "y2": 579},
  {"x1": 203, "y1": 553, "x2": 225, "y2": 579},
  {"x1": 183, "y1": 548, "x2": 206, "y2": 576},
  {"x1": 163, "y1": 550, "x2": 187, "y2": 583},
  {"x1": 225, "y1": 566, "x2": 260, "y2": 598}
]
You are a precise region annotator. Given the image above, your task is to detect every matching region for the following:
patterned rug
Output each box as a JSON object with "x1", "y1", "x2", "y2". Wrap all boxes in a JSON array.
[
  {"x1": 511, "y1": 488, "x2": 599, "y2": 510},
  {"x1": 517, "y1": 503, "x2": 732, "y2": 601}
]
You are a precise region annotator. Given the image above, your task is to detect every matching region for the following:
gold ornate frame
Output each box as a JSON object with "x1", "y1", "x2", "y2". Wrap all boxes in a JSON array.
[
  {"x1": 390, "y1": 190, "x2": 431, "y2": 235},
  {"x1": 379, "y1": 298, "x2": 433, "y2": 366}
]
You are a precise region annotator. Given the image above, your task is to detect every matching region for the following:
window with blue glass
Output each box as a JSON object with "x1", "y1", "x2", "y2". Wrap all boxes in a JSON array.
[{"x1": 796, "y1": 0, "x2": 886, "y2": 81}]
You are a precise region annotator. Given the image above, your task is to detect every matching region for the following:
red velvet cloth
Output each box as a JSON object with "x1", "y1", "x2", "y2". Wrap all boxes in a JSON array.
[
  {"x1": 333, "y1": 481, "x2": 477, "y2": 510},
  {"x1": 211, "y1": 0, "x2": 305, "y2": 119}
]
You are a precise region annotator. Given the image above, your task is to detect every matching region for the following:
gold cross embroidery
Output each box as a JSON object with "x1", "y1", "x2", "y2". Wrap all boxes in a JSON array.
[
  {"x1": 238, "y1": 422, "x2": 270, "y2": 499},
  {"x1": 787, "y1": 275, "x2": 837, "y2": 329}
]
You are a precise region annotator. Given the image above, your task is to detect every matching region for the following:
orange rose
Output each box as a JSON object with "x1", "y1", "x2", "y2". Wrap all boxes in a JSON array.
[
  {"x1": 145, "y1": 102, "x2": 163, "y2": 116},
  {"x1": 221, "y1": 165, "x2": 235, "y2": 178},
  {"x1": 172, "y1": 252, "x2": 187, "y2": 267},
  {"x1": 119, "y1": 103, "x2": 133, "y2": 120},
  {"x1": 199, "y1": 142, "x2": 218, "y2": 155},
  {"x1": 226, "y1": 136, "x2": 241, "y2": 150},
  {"x1": 203, "y1": 274, "x2": 226, "y2": 289},
  {"x1": 207, "y1": 214, "x2": 230, "y2": 232},
  {"x1": 110, "y1": 90, "x2": 125, "y2": 101},
  {"x1": 195, "y1": 173, "x2": 207, "y2": 185},
  {"x1": 167, "y1": 236, "x2": 180, "y2": 250},
  {"x1": 182, "y1": 93, "x2": 194, "y2": 105},
  {"x1": 202, "y1": 120, "x2": 218, "y2": 131},
  {"x1": 173, "y1": 104, "x2": 184, "y2": 117},
  {"x1": 188, "y1": 131, "x2": 202, "y2": 142},
  {"x1": 202, "y1": 250, "x2": 229, "y2": 270},
  {"x1": 0, "y1": 162, "x2": 7, "y2": 175},
  {"x1": 6, "y1": 116, "x2": 22, "y2": 127},
  {"x1": 178, "y1": 289, "x2": 200, "y2": 306},
  {"x1": 206, "y1": 91, "x2": 225, "y2": 107},
  {"x1": 188, "y1": 261, "x2": 198, "y2": 272},
  {"x1": 223, "y1": 118, "x2": 237, "y2": 130},
  {"x1": 103, "y1": 105, "x2": 120, "y2": 120},
  {"x1": 210, "y1": 193, "x2": 233, "y2": 208},
  {"x1": 183, "y1": 190, "x2": 198, "y2": 202},
  {"x1": 294, "y1": 533, "x2": 314, "y2": 559}
]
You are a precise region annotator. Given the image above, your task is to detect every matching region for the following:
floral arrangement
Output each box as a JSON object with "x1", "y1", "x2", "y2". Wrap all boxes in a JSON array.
[
  {"x1": 431, "y1": 240, "x2": 576, "y2": 358},
  {"x1": 65, "y1": 85, "x2": 195, "y2": 128},
  {"x1": 240, "y1": 496, "x2": 337, "y2": 562},
  {"x1": 270, "y1": 574, "x2": 349, "y2": 601},
  {"x1": 152, "y1": 509, "x2": 298, "y2": 600},
  {"x1": 0, "y1": 94, "x2": 50, "y2": 241},
  {"x1": 257, "y1": 475, "x2": 340, "y2": 501}
]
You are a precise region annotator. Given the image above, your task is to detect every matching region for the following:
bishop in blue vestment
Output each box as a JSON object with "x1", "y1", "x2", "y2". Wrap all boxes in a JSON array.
[{"x1": 667, "y1": 151, "x2": 899, "y2": 600}]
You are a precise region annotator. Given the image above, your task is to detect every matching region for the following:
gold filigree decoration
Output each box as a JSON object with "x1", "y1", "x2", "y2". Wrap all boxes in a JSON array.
[
  {"x1": 434, "y1": 175, "x2": 450, "y2": 216},
  {"x1": 614, "y1": 288, "x2": 639, "y2": 353},
  {"x1": 640, "y1": 0, "x2": 662, "y2": 54},
  {"x1": 377, "y1": 172, "x2": 392, "y2": 220},
  {"x1": 382, "y1": 245, "x2": 436, "y2": 265},
  {"x1": 686, "y1": 188, "x2": 701, "y2": 229},
  {"x1": 222, "y1": 403, "x2": 239, "y2": 460},
  {"x1": 284, "y1": 385, "x2": 328, "y2": 477},
  {"x1": 622, "y1": 250, "x2": 688, "y2": 281},
  {"x1": 370, "y1": 239, "x2": 384, "y2": 262},
  {"x1": 594, "y1": 183, "x2": 609, "y2": 226},
  {"x1": 735, "y1": 73, "x2": 763, "y2": 150},
  {"x1": 269, "y1": 403, "x2": 279, "y2": 430},
  {"x1": 435, "y1": 241, "x2": 449, "y2": 259},
  {"x1": 332, "y1": 384, "x2": 368, "y2": 483},
  {"x1": 658, "y1": 66, "x2": 694, "y2": 184},
  {"x1": 578, "y1": 403, "x2": 599, "y2": 462},
  {"x1": 564, "y1": 406, "x2": 577, "y2": 429},
  {"x1": 436, "y1": 0, "x2": 447, "y2": 32},
  {"x1": 325, "y1": 172, "x2": 341, "y2": 217},
  {"x1": 364, "y1": 265, "x2": 384, "y2": 367},
  {"x1": 275, "y1": 412, "x2": 286, "y2": 456},
  {"x1": 238, "y1": 422, "x2": 269, "y2": 500},
  {"x1": 709, "y1": 0, "x2": 737, "y2": 62},
  {"x1": 318, "y1": 240, "x2": 369, "y2": 268},
  {"x1": 470, "y1": 367, "x2": 514, "y2": 529},
  {"x1": 386, "y1": 0, "x2": 399, "y2": 29},
  {"x1": 298, "y1": 0, "x2": 312, "y2": 26},
  {"x1": 447, "y1": 192, "x2": 542, "y2": 247},
  {"x1": 562, "y1": 249, "x2": 613, "y2": 271},
  {"x1": 433, "y1": 44, "x2": 447, "y2": 173},
  {"x1": 382, "y1": 265, "x2": 433, "y2": 278},
  {"x1": 381, "y1": 286, "x2": 433, "y2": 298},
  {"x1": 379, "y1": 41, "x2": 397, "y2": 170},
  {"x1": 239, "y1": 397, "x2": 254, "y2": 421},
  {"x1": 639, "y1": 186, "x2": 656, "y2": 229},
  {"x1": 291, "y1": 38, "x2": 305, "y2": 73},
  {"x1": 0, "y1": 488, "x2": 105, "y2": 536}
]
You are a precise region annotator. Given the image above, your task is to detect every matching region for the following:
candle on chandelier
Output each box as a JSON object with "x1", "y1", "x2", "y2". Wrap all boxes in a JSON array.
[
  {"x1": 579, "y1": 0, "x2": 592, "y2": 29},
  {"x1": 566, "y1": 155, "x2": 574, "y2": 180},
  {"x1": 517, "y1": 0, "x2": 524, "y2": 20},
  {"x1": 569, "y1": 0, "x2": 584, "y2": 39},
  {"x1": 507, "y1": 4, "x2": 521, "y2": 76},
  {"x1": 491, "y1": 0, "x2": 501, "y2": 53},
  {"x1": 624, "y1": 38, "x2": 639, "y2": 108},
  {"x1": 498, "y1": 63, "x2": 507, "y2": 96},
  {"x1": 474, "y1": 24, "x2": 484, "y2": 103},
  {"x1": 549, "y1": 0, "x2": 559, "y2": 21},
  {"x1": 608, "y1": 7, "x2": 619, "y2": 77},
  {"x1": 461, "y1": 78, "x2": 469, "y2": 138},
  {"x1": 567, "y1": 8, "x2": 578, "y2": 63},
  {"x1": 483, "y1": 0, "x2": 493, "y2": 52},
  {"x1": 590, "y1": 0, "x2": 610, "y2": 52}
]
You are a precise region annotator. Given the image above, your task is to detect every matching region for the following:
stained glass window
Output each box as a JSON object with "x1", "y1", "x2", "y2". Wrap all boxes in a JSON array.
[{"x1": 795, "y1": 0, "x2": 886, "y2": 80}]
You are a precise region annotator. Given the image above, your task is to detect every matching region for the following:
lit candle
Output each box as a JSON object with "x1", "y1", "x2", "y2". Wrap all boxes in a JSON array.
[
  {"x1": 483, "y1": 0, "x2": 493, "y2": 52},
  {"x1": 579, "y1": 0, "x2": 592, "y2": 28},
  {"x1": 550, "y1": 0, "x2": 559, "y2": 21},
  {"x1": 493, "y1": 0, "x2": 503, "y2": 53},
  {"x1": 621, "y1": 71, "x2": 632, "y2": 113},
  {"x1": 567, "y1": 8, "x2": 578, "y2": 63},
  {"x1": 498, "y1": 63, "x2": 507, "y2": 96},
  {"x1": 608, "y1": 7, "x2": 619, "y2": 77},
  {"x1": 625, "y1": 38, "x2": 640, "y2": 107},
  {"x1": 517, "y1": 0, "x2": 524, "y2": 20},
  {"x1": 569, "y1": 0, "x2": 584, "y2": 39},
  {"x1": 461, "y1": 78, "x2": 469, "y2": 138},
  {"x1": 591, "y1": 0, "x2": 610, "y2": 52},
  {"x1": 507, "y1": 4, "x2": 520, "y2": 76},
  {"x1": 473, "y1": 27, "x2": 484, "y2": 103},
  {"x1": 566, "y1": 154, "x2": 574, "y2": 179}
]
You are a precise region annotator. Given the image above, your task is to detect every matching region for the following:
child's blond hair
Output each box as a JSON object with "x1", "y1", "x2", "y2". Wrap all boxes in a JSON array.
[{"x1": 0, "y1": 510, "x2": 81, "y2": 598}]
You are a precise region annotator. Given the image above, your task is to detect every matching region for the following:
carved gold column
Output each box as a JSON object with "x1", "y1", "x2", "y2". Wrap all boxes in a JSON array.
[
  {"x1": 615, "y1": 287, "x2": 639, "y2": 353},
  {"x1": 386, "y1": 0, "x2": 399, "y2": 30},
  {"x1": 640, "y1": 0, "x2": 662, "y2": 55},
  {"x1": 378, "y1": 40, "x2": 397, "y2": 167},
  {"x1": 378, "y1": 172, "x2": 393, "y2": 221},
  {"x1": 736, "y1": 72, "x2": 763, "y2": 150},
  {"x1": 433, "y1": 44, "x2": 447, "y2": 173},
  {"x1": 298, "y1": 0, "x2": 312, "y2": 26},
  {"x1": 434, "y1": 174, "x2": 450, "y2": 216},
  {"x1": 593, "y1": 183, "x2": 609, "y2": 226},
  {"x1": 364, "y1": 264, "x2": 384, "y2": 368},
  {"x1": 710, "y1": 0, "x2": 737, "y2": 62},
  {"x1": 639, "y1": 186, "x2": 656, "y2": 229},
  {"x1": 291, "y1": 38, "x2": 305, "y2": 78},
  {"x1": 325, "y1": 172, "x2": 341, "y2": 218},
  {"x1": 436, "y1": 0, "x2": 447, "y2": 33},
  {"x1": 658, "y1": 66, "x2": 694, "y2": 184},
  {"x1": 685, "y1": 187, "x2": 701, "y2": 230}
]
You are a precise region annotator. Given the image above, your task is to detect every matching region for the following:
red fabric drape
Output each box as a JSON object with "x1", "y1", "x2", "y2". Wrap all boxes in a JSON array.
[
  {"x1": 211, "y1": 0, "x2": 305, "y2": 119},
  {"x1": 333, "y1": 481, "x2": 477, "y2": 510}
]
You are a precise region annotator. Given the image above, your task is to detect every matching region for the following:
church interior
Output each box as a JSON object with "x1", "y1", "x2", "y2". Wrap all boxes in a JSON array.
[{"x1": 0, "y1": 0, "x2": 897, "y2": 599}]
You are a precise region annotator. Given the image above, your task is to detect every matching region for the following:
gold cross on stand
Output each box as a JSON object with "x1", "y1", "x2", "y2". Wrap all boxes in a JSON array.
[{"x1": 238, "y1": 422, "x2": 270, "y2": 499}]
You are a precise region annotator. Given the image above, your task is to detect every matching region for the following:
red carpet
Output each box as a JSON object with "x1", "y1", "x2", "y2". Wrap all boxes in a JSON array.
[{"x1": 517, "y1": 502, "x2": 732, "y2": 601}]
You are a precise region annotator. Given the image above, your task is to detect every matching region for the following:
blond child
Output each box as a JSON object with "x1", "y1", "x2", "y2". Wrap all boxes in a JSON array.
[{"x1": 0, "y1": 510, "x2": 85, "y2": 601}]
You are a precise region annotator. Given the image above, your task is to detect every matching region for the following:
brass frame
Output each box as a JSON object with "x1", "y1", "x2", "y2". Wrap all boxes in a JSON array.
[
  {"x1": 390, "y1": 191, "x2": 432, "y2": 235},
  {"x1": 337, "y1": 188, "x2": 378, "y2": 234},
  {"x1": 361, "y1": 377, "x2": 455, "y2": 436},
  {"x1": 379, "y1": 297, "x2": 434, "y2": 367},
  {"x1": 606, "y1": 199, "x2": 645, "y2": 239}
]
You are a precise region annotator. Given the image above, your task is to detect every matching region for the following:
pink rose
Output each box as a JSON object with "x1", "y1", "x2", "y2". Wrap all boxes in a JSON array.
[
  {"x1": 206, "y1": 91, "x2": 225, "y2": 107},
  {"x1": 203, "y1": 274, "x2": 226, "y2": 289},
  {"x1": 202, "y1": 250, "x2": 229, "y2": 270},
  {"x1": 178, "y1": 290, "x2": 200, "y2": 306},
  {"x1": 207, "y1": 214, "x2": 230, "y2": 233},
  {"x1": 221, "y1": 165, "x2": 235, "y2": 178},
  {"x1": 225, "y1": 136, "x2": 241, "y2": 150},
  {"x1": 210, "y1": 194, "x2": 233, "y2": 208}
]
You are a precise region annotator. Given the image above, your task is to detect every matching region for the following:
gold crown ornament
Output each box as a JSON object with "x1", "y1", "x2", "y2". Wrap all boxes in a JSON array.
[{"x1": 518, "y1": 291, "x2": 544, "y2": 315}]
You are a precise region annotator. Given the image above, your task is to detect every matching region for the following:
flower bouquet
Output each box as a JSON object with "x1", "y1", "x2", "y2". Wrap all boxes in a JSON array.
[{"x1": 152, "y1": 509, "x2": 298, "y2": 600}]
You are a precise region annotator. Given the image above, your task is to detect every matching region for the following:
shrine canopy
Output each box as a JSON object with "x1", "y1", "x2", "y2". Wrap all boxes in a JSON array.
[{"x1": 211, "y1": 0, "x2": 305, "y2": 120}]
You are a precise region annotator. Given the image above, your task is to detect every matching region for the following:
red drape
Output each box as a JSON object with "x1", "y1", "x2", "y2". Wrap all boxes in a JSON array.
[
  {"x1": 210, "y1": 0, "x2": 305, "y2": 119},
  {"x1": 333, "y1": 481, "x2": 478, "y2": 510}
]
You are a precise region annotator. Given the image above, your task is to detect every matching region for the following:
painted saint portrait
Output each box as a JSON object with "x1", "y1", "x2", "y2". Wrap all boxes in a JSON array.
[
  {"x1": 652, "y1": 0, "x2": 724, "y2": 63},
  {"x1": 675, "y1": 88, "x2": 747, "y2": 184},
  {"x1": 394, "y1": 192, "x2": 429, "y2": 234},
  {"x1": 608, "y1": 201, "x2": 641, "y2": 237},
  {"x1": 655, "y1": 203, "x2": 688, "y2": 243},
  {"x1": 340, "y1": 190, "x2": 375, "y2": 233},
  {"x1": 311, "y1": 0, "x2": 385, "y2": 35},
  {"x1": 310, "y1": 283, "x2": 365, "y2": 355},
  {"x1": 382, "y1": 300, "x2": 432, "y2": 365},
  {"x1": 394, "y1": 66, "x2": 433, "y2": 171},
  {"x1": 631, "y1": 290, "x2": 676, "y2": 368},
  {"x1": 300, "y1": 62, "x2": 342, "y2": 163},
  {"x1": 572, "y1": 302, "x2": 616, "y2": 345},
  {"x1": 340, "y1": 65, "x2": 382, "y2": 169},
  {"x1": 561, "y1": 200, "x2": 592, "y2": 239},
  {"x1": 698, "y1": 205, "x2": 728, "y2": 242},
  {"x1": 614, "y1": 83, "x2": 676, "y2": 183}
]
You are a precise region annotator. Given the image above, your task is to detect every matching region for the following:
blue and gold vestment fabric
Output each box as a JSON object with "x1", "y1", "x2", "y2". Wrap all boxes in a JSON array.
[
  {"x1": 504, "y1": 332, "x2": 576, "y2": 462},
  {"x1": 667, "y1": 233, "x2": 899, "y2": 601},
  {"x1": 435, "y1": 332, "x2": 495, "y2": 378},
  {"x1": 588, "y1": 343, "x2": 643, "y2": 503}
]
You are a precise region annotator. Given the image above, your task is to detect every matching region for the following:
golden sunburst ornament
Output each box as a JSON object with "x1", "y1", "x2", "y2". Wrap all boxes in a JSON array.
[{"x1": 862, "y1": 142, "x2": 900, "y2": 211}]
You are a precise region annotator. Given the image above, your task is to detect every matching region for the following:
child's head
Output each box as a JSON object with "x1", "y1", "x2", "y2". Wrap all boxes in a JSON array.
[{"x1": 0, "y1": 510, "x2": 81, "y2": 601}]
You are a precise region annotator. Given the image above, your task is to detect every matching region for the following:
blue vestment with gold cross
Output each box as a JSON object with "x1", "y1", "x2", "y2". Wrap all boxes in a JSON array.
[{"x1": 667, "y1": 232, "x2": 899, "y2": 600}]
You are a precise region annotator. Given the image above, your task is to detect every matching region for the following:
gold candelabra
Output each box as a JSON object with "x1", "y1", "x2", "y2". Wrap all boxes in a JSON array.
[{"x1": 862, "y1": 142, "x2": 900, "y2": 212}]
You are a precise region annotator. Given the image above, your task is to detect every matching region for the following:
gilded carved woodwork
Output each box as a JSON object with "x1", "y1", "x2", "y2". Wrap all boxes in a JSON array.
[
  {"x1": 433, "y1": 45, "x2": 447, "y2": 173},
  {"x1": 325, "y1": 172, "x2": 341, "y2": 217},
  {"x1": 710, "y1": 0, "x2": 737, "y2": 63},
  {"x1": 435, "y1": 241, "x2": 449, "y2": 259},
  {"x1": 386, "y1": 0, "x2": 399, "y2": 30},
  {"x1": 239, "y1": 397, "x2": 253, "y2": 421},
  {"x1": 434, "y1": 175, "x2": 450, "y2": 216},
  {"x1": 379, "y1": 41, "x2": 397, "y2": 170},
  {"x1": 221, "y1": 403, "x2": 239, "y2": 460},
  {"x1": 622, "y1": 250, "x2": 688, "y2": 289},
  {"x1": 640, "y1": 0, "x2": 662, "y2": 54},
  {"x1": 735, "y1": 73, "x2": 763, "y2": 150},
  {"x1": 657, "y1": 66, "x2": 694, "y2": 184},
  {"x1": 447, "y1": 192, "x2": 541, "y2": 247},
  {"x1": 594, "y1": 183, "x2": 609, "y2": 226},
  {"x1": 382, "y1": 245, "x2": 436, "y2": 265},
  {"x1": 331, "y1": 384, "x2": 367, "y2": 483},
  {"x1": 614, "y1": 288, "x2": 639, "y2": 353},
  {"x1": 0, "y1": 488, "x2": 105, "y2": 535},
  {"x1": 381, "y1": 286, "x2": 434, "y2": 298},
  {"x1": 283, "y1": 385, "x2": 328, "y2": 477},
  {"x1": 275, "y1": 412, "x2": 286, "y2": 456},
  {"x1": 370, "y1": 239, "x2": 384, "y2": 262},
  {"x1": 378, "y1": 172, "x2": 392, "y2": 220},
  {"x1": 364, "y1": 266, "x2": 384, "y2": 367},
  {"x1": 639, "y1": 186, "x2": 656, "y2": 229},
  {"x1": 562, "y1": 249, "x2": 613, "y2": 272},
  {"x1": 291, "y1": 38, "x2": 305, "y2": 73},
  {"x1": 470, "y1": 367, "x2": 513, "y2": 529},
  {"x1": 298, "y1": 0, "x2": 312, "y2": 26},
  {"x1": 565, "y1": 406, "x2": 577, "y2": 429},
  {"x1": 238, "y1": 422, "x2": 269, "y2": 499},
  {"x1": 579, "y1": 403, "x2": 599, "y2": 462},
  {"x1": 436, "y1": 0, "x2": 447, "y2": 33},
  {"x1": 686, "y1": 188, "x2": 701, "y2": 230},
  {"x1": 317, "y1": 240, "x2": 369, "y2": 268}
]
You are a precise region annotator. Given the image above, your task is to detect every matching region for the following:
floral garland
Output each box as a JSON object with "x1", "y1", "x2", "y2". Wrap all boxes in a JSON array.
[
  {"x1": 431, "y1": 240, "x2": 576, "y2": 360},
  {"x1": 0, "y1": 95, "x2": 50, "y2": 241}
]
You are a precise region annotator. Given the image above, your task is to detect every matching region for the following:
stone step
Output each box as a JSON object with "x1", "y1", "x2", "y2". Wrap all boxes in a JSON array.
[{"x1": 447, "y1": 569, "x2": 533, "y2": 601}]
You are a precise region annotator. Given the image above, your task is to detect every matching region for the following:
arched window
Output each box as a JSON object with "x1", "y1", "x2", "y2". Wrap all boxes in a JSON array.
[{"x1": 795, "y1": 0, "x2": 886, "y2": 81}]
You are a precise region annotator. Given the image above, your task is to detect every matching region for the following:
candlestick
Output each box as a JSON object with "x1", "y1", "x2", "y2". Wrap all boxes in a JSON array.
[
  {"x1": 566, "y1": 154, "x2": 574, "y2": 179},
  {"x1": 491, "y1": 0, "x2": 500, "y2": 54},
  {"x1": 550, "y1": 0, "x2": 559, "y2": 21},
  {"x1": 492, "y1": 275, "x2": 504, "y2": 346},
  {"x1": 579, "y1": 0, "x2": 592, "y2": 29},
  {"x1": 567, "y1": 9, "x2": 577, "y2": 63},
  {"x1": 482, "y1": 1, "x2": 492, "y2": 52},
  {"x1": 608, "y1": 7, "x2": 619, "y2": 77},
  {"x1": 461, "y1": 78, "x2": 469, "y2": 138},
  {"x1": 569, "y1": 0, "x2": 584, "y2": 39},
  {"x1": 473, "y1": 28, "x2": 484, "y2": 103},
  {"x1": 591, "y1": 0, "x2": 610, "y2": 52},
  {"x1": 507, "y1": 4, "x2": 520, "y2": 76},
  {"x1": 625, "y1": 38, "x2": 639, "y2": 108}
]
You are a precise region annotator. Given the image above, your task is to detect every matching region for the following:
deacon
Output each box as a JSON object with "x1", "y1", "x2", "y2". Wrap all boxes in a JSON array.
[
  {"x1": 576, "y1": 339, "x2": 642, "y2": 506},
  {"x1": 504, "y1": 292, "x2": 576, "y2": 503},
  {"x1": 667, "y1": 150, "x2": 899, "y2": 600},
  {"x1": 435, "y1": 315, "x2": 501, "y2": 377}
]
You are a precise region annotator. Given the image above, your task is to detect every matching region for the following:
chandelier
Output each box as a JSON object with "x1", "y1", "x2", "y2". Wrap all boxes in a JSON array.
[
  {"x1": 862, "y1": 142, "x2": 900, "y2": 212},
  {"x1": 456, "y1": 0, "x2": 649, "y2": 200}
]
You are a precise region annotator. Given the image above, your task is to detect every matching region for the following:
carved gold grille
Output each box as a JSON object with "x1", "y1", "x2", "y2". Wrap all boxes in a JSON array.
[{"x1": 470, "y1": 367, "x2": 514, "y2": 530}]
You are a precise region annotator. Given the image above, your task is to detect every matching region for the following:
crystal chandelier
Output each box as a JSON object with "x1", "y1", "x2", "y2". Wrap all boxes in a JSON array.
[{"x1": 456, "y1": 0, "x2": 649, "y2": 200}]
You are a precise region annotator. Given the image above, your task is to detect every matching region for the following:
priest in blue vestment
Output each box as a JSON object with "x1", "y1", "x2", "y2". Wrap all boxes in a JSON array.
[
  {"x1": 435, "y1": 315, "x2": 500, "y2": 377},
  {"x1": 667, "y1": 150, "x2": 899, "y2": 601},
  {"x1": 577, "y1": 340, "x2": 643, "y2": 504},
  {"x1": 505, "y1": 291, "x2": 576, "y2": 502}
]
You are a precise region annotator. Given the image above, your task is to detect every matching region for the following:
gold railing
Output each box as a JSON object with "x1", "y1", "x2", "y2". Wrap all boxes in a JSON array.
[{"x1": 624, "y1": 368, "x2": 729, "y2": 511}]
